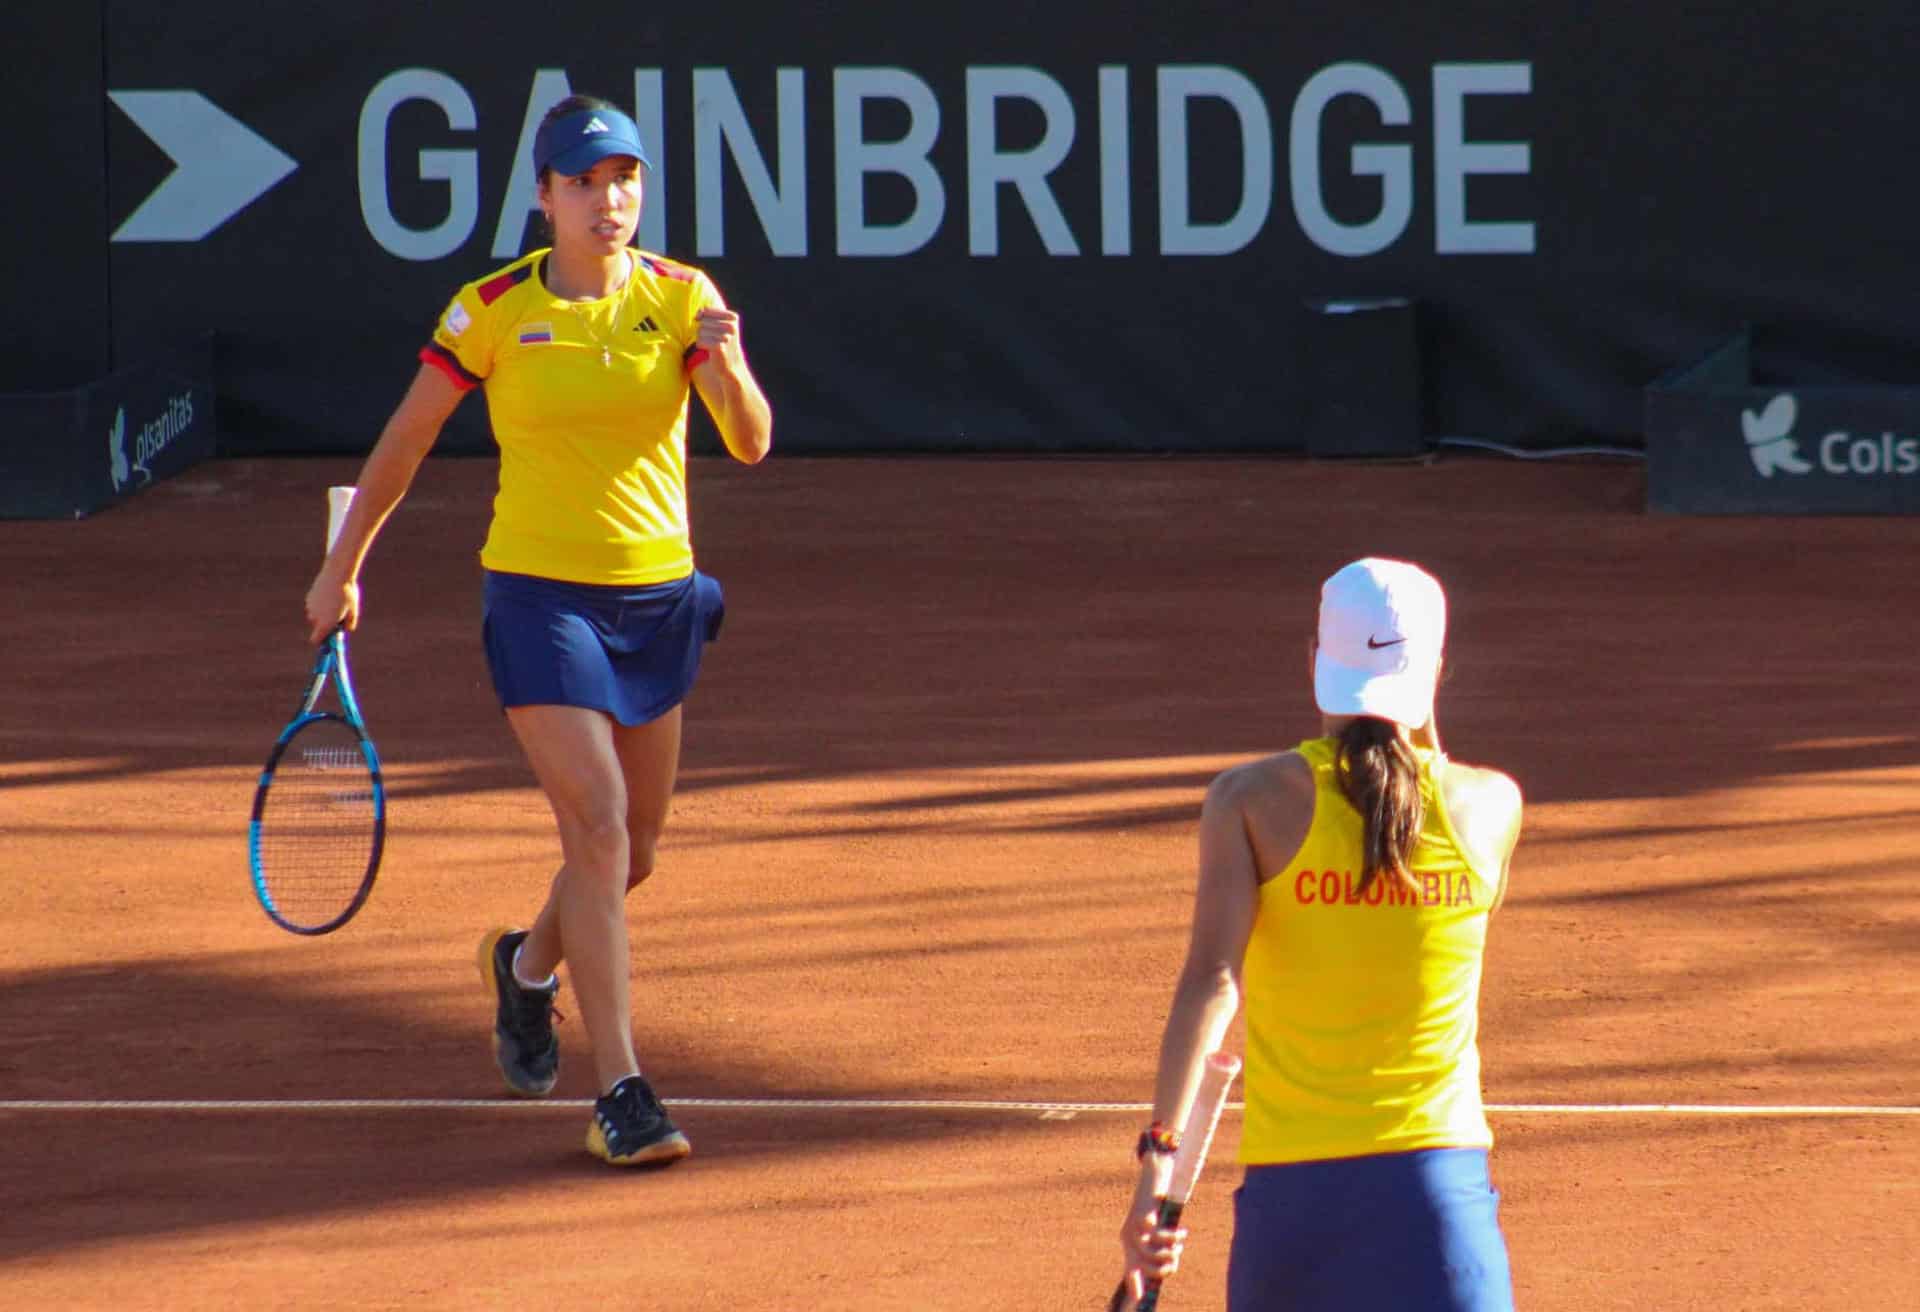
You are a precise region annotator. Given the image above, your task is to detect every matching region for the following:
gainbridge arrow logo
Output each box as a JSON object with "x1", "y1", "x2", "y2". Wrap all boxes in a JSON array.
[{"x1": 109, "y1": 90, "x2": 298, "y2": 242}]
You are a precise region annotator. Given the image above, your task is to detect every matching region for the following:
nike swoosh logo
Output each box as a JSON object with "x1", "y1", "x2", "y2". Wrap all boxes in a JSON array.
[{"x1": 1367, "y1": 636, "x2": 1407, "y2": 649}]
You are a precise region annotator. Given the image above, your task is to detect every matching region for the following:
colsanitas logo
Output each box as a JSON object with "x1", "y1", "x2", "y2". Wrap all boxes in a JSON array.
[
  {"x1": 1742, "y1": 392, "x2": 1920, "y2": 479},
  {"x1": 109, "y1": 391, "x2": 196, "y2": 492}
]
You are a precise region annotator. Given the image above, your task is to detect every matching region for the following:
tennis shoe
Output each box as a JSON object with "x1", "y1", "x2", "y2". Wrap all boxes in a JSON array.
[
  {"x1": 588, "y1": 1074, "x2": 691, "y2": 1167},
  {"x1": 478, "y1": 927, "x2": 560, "y2": 1098}
]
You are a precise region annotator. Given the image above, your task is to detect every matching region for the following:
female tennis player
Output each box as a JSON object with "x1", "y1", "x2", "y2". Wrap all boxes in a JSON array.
[
  {"x1": 304, "y1": 94, "x2": 771, "y2": 1167},
  {"x1": 1117, "y1": 558, "x2": 1523, "y2": 1309}
]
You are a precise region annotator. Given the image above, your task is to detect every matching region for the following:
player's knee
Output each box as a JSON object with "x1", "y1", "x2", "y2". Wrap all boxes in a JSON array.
[{"x1": 560, "y1": 810, "x2": 629, "y2": 876}]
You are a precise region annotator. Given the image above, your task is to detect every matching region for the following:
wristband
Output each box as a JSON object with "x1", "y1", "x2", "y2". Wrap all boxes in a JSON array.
[{"x1": 1135, "y1": 1121, "x2": 1181, "y2": 1161}]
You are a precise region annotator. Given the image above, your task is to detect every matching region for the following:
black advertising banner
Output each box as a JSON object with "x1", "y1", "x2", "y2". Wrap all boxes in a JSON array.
[
  {"x1": 3, "y1": 5, "x2": 110, "y2": 392},
  {"x1": 80, "y1": 336, "x2": 219, "y2": 518},
  {"x1": 0, "y1": 393, "x2": 88, "y2": 518},
  {"x1": 0, "y1": 335, "x2": 215, "y2": 520},
  {"x1": 1646, "y1": 331, "x2": 1920, "y2": 514},
  {"x1": 20, "y1": 3, "x2": 1920, "y2": 459}
]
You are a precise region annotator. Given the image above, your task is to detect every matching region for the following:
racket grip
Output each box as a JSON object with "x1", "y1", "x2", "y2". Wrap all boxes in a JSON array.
[
  {"x1": 1109, "y1": 1275, "x2": 1167, "y2": 1312},
  {"x1": 1107, "y1": 1279, "x2": 1168, "y2": 1312},
  {"x1": 326, "y1": 485, "x2": 357, "y2": 552},
  {"x1": 1113, "y1": 1196, "x2": 1186, "y2": 1312},
  {"x1": 1167, "y1": 1053, "x2": 1240, "y2": 1203}
]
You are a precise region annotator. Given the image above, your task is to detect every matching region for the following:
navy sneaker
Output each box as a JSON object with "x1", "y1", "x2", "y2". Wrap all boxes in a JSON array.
[
  {"x1": 477, "y1": 927, "x2": 560, "y2": 1097},
  {"x1": 588, "y1": 1074, "x2": 691, "y2": 1166}
]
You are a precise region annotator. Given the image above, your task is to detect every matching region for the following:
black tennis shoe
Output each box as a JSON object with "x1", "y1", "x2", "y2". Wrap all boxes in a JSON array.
[
  {"x1": 588, "y1": 1074, "x2": 692, "y2": 1167},
  {"x1": 477, "y1": 927, "x2": 560, "y2": 1097}
]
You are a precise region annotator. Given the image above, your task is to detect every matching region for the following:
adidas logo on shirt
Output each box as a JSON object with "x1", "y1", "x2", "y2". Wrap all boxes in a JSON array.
[{"x1": 632, "y1": 316, "x2": 661, "y2": 334}]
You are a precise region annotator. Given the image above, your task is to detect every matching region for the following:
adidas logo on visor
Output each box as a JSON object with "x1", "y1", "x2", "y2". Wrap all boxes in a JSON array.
[{"x1": 585, "y1": 116, "x2": 610, "y2": 133}]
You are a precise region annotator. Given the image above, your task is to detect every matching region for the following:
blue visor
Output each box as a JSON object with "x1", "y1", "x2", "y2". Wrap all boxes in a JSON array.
[{"x1": 533, "y1": 107, "x2": 652, "y2": 177}]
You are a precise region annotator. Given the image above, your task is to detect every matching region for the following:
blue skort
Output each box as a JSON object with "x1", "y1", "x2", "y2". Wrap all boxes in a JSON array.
[
  {"x1": 1227, "y1": 1148, "x2": 1514, "y2": 1312},
  {"x1": 480, "y1": 569, "x2": 725, "y2": 726}
]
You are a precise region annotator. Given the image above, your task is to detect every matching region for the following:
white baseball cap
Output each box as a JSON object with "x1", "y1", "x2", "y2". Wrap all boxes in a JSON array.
[{"x1": 1313, "y1": 558, "x2": 1447, "y2": 729}]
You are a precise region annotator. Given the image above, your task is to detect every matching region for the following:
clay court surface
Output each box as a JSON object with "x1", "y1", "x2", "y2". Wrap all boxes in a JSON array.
[{"x1": 3, "y1": 453, "x2": 1917, "y2": 1310}]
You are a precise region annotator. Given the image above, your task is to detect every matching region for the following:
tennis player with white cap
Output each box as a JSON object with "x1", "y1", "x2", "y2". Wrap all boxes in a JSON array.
[{"x1": 1118, "y1": 557, "x2": 1524, "y2": 1311}]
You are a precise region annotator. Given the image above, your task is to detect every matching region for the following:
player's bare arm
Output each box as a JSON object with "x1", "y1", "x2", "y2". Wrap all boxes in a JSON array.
[
  {"x1": 691, "y1": 307, "x2": 773, "y2": 464},
  {"x1": 1440, "y1": 762, "x2": 1524, "y2": 912},
  {"x1": 1120, "y1": 759, "x2": 1292, "y2": 1292}
]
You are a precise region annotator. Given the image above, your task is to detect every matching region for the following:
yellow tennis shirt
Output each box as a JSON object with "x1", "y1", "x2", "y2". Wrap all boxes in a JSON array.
[
  {"x1": 422, "y1": 248, "x2": 722, "y2": 585},
  {"x1": 1238, "y1": 736, "x2": 1498, "y2": 1166}
]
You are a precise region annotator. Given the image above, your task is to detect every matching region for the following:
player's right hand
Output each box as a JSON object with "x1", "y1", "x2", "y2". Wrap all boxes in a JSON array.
[
  {"x1": 1118, "y1": 1199, "x2": 1187, "y2": 1303},
  {"x1": 305, "y1": 574, "x2": 360, "y2": 645}
]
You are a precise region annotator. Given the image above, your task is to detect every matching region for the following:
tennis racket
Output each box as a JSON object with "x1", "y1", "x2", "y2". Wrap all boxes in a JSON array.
[
  {"x1": 247, "y1": 486, "x2": 385, "y2": 935},
  {"x1": 1110, "y1": 1051, "x2": 1243, "y2": 1312}
]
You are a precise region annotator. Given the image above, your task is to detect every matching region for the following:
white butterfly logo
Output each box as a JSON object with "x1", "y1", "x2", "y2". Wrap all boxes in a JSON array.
[
  {"x1": 1740, "y1": 394, "x2": 1813, "y2": 478},
  {"x1": 108, "y1": 408, "x2": 131, "y2": 491}
]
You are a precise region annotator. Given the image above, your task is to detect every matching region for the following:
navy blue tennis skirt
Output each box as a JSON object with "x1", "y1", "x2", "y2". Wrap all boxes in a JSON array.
[
  {"x1": 1226, "y1": 1149, "x2": 1513, "y2": 1311},
  {"x1": 481, "y1": 569, "x2": 724, "y2": 726}
]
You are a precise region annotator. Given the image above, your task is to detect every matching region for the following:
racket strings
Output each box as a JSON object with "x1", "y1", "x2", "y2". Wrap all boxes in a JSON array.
[{"x1": 256, "y1": 721, "x2": 379, "y2": 927}]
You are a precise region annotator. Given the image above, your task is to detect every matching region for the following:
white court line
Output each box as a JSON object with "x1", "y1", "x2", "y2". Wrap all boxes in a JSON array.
[
  {"x1": 1491, "y1": 1103, "x2": 1920, "y2": 1116},
  {"x1": 1, "y1": 1098, "x2": 1916, "y2": 1116}
]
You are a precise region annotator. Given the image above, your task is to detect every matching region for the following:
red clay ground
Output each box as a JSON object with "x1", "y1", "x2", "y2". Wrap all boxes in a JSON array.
[{"x1": 2, "y1": 454, "x2": 1917, "y2": 1310}]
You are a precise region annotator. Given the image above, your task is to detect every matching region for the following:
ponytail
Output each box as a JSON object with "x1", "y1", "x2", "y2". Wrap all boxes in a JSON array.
[{"x1": 1333, "y1": 717, "x2": 1423, "y2": 895}]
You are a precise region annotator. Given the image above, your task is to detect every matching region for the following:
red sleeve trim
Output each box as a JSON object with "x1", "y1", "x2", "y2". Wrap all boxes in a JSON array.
[
  {"x1": 419, "y1": 343, "x2": 481, "y2": 390},
  {"x1": 639, "y1": 254, "x2": 697, "y2": 283}
]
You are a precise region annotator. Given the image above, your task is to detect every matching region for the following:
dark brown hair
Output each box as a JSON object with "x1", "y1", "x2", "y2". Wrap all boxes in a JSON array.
[{"x1": 1333, "y1": 717, "x2": 1423, "y2": 895}]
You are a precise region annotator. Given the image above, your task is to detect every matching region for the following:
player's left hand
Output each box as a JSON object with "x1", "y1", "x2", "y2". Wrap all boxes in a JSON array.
[{"x1": 694, "y1": 307, "x2": 745, "y2": 365}]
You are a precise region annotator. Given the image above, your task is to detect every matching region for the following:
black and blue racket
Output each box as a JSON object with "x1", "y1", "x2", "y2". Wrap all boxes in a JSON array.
[
  {"x1": 248, "y1": 486, "x2": 385, "y2": 934},
  {"x1": 248, "y1": 627, "x2": 385, "y2": 934}
]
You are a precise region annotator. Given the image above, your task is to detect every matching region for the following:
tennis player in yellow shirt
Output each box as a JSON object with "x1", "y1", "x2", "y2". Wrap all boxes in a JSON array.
[
  {"x1": 305, "y1": 94, "x2": 771, "y2": 1167},
  {"x1": 1118, "y1": 558, "x2": 1523, "y2": 1309}
]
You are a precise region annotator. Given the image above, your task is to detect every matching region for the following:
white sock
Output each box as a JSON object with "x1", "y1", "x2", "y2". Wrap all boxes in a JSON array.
[{"x1": 511, "y1": 943, "x2": 556, "y2": 992}]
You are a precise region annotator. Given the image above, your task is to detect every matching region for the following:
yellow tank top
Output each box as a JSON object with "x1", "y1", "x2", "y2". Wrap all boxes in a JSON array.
[{"x1": 1238, "y1": 736, "x2": 1497, "y2": 1165}]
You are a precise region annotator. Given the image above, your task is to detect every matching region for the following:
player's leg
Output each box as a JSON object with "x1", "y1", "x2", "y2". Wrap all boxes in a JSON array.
[
  {"x1": 514, "y1": 702, "x2": 691, "y2": 1164},
  {"x1": 575, "y1": 705, "x2": 693, "y2": 1164},
  {"x1": 508, "y1": 704, "x2": 639, "y2": 1090},
  {"x1": 615, "y1": 703, "x2": 682, "y2": 891}
]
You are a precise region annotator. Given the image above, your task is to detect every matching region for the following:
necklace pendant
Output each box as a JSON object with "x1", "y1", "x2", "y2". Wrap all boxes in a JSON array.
[{"x1": 601, "y1": 346, "x2": 612, "y2": 368}]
